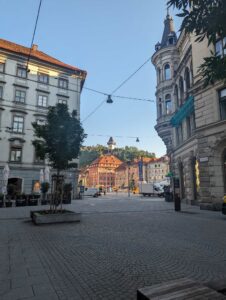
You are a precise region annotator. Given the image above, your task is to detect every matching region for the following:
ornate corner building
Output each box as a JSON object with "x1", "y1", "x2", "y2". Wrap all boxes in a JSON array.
[{"x1": 152, "y1": 13, "x2": 226, "y2": 209}]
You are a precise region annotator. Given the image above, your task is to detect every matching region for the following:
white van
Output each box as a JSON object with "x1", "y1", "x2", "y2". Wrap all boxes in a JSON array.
[{"x1": 83, "y1": 188, "x2": 99, "y2": 197}]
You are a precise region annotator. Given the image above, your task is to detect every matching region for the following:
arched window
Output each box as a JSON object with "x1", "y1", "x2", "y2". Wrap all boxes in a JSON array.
[
  {"x1": 184, "y1": 67, "x2": 190, "y2": 91},
  {"x1": 165, "y1": 94, "x2": 172, "y2": 115},
  {"x1": 164, "y1": 64, "x2": 171, "y2": 80},
  {"x1": 157, "y1": 68, "x2": 161, "y2": 83},
  {"x1": 174, "y1": 84, "x2": 179, "y2": 108},
  {"x1": 159, "y1": 99, "x2": 162, "y2": 117},
  {"x1": 179, "y1": 76, "x2": 184, "y2": 105}
]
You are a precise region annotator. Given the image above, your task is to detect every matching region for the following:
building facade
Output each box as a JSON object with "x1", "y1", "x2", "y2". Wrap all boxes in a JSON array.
[
  {"x1": 152, "y1": 13, "x2": 226, "y2": 208},
  {"x1": 85, "y1": 154, "x2": 123, "y2": 189},
  {"x1": 0, "y1": 39, "x2": 86, "y2": 196},
  {"x1": 146, "y1": 156, "x2": 169, "y2": 183}
]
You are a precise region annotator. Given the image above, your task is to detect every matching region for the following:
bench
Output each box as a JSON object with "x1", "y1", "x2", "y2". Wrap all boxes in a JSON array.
[{"x1": 137, "y1": 278, "x2": 226, "y2": 299}]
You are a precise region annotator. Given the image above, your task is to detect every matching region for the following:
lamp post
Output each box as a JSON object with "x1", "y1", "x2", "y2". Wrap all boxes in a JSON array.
[{"x1": 127, "y1": 161, "x2": 131, "y2": 197}]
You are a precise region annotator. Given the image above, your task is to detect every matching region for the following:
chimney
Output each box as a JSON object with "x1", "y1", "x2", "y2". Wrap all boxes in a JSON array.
[{"x1": 32, "y1": 44, "x2": 38, "y2": 51}]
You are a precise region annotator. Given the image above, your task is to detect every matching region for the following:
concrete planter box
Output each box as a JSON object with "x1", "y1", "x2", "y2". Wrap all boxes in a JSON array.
[{"x1": 31, "y1": 210, "x2": 81, "y2": 225}]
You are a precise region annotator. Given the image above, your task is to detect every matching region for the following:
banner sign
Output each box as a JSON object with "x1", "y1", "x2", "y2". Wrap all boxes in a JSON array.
[{"x1": 138, "y1": 160, "x2": 143, "y2": 181}]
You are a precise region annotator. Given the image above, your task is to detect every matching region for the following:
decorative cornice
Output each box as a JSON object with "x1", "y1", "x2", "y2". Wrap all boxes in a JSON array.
[
  {"x1": 36, "y1": 88, "x2": 50, "y2": 94},
  {"x1": 13, "y1": 83, "x2": 29, "y2": 89},
  {"x1": 56, "y1": 93, "x2": 69, "y2": 98},
  {"x1": 10, "y1": 109, "x2": 27, "y2": 114},
  {"x1": 8, "y1": 137, "x2": 26, "y2": 143}
]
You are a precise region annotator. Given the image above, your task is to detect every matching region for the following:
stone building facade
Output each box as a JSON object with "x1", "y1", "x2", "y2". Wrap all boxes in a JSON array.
[
  {"x1": 146, "y1": 156, "x2": 169, "y2": 183},
  {"x1": 152, "y1": 13, "x2": 226, "y2": 208},
  {"x1": 0, "y1": 39, "x2": 86, "y2": 196}
]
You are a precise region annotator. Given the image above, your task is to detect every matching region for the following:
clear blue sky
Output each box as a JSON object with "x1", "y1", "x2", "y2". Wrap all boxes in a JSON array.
[{"x1": 1, "y1": 0, "x2": 181, "y2": 157}]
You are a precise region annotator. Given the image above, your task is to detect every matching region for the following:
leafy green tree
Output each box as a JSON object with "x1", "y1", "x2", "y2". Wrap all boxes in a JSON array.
[
  {"x1": 167, "y1": 0, "x2": 226, "y2": 85},
  {"x1": 32, "y1": 104, "x2": 86, "y2": 209}
]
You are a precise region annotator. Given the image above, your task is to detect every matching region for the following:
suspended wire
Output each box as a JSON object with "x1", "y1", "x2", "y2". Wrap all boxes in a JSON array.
[
  {"x1": 111, "y1": 56, "x2": 151, "y2": 95},
  {"x1": 26, "y1": 0, "x2": 43, "y2": 71},
  {"x1": 82, "y1": 56, "x2": 152, "y2": 123},
  {"x1": 2, "y1": 71, "x2": 154, "y2": 103}
]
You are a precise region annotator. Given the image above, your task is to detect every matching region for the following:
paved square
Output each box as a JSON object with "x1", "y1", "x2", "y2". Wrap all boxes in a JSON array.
[{"x1": 0, "y1": 194, "x2": 226, "y2": 299}]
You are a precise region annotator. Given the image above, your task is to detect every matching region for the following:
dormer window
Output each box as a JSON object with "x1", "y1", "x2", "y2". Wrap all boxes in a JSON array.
[{"x1": 164, "y1": 64, "x2": 171, "y2": 80}]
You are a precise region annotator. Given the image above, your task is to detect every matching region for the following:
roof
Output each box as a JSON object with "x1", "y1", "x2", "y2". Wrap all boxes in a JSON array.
[
  {"x1": 0, "y1": 39, "x2": 87, "y2": 75},
  {"x1": 90, "y1": 154, "x2": 123, "y2": 167}
]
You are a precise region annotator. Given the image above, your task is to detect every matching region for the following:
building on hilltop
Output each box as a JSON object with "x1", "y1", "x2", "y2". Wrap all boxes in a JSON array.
[
  {"x1": 152, "y1": 11, "x2": 226, "y2": 209},
  {"x1": 0, "y1": 38, "x2": 87, "y2": 196}
]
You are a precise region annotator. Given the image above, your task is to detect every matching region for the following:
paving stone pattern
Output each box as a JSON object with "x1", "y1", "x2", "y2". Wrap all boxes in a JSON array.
[{"x1": 0, "y1": 195, "x2": 226, "y2": 299}]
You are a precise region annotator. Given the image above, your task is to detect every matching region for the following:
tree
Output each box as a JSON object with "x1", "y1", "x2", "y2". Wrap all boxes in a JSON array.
[
  {"x1": 32, "y1": 103, "x2": 86, "y2": 209},
  {"x1": 167, "y1": 0, "x2": 226, "y2": 85}
]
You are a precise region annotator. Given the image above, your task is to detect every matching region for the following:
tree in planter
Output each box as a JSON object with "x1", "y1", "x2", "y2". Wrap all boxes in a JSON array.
[
  {"x1": 167, "y1": 0, "x2": 226, "y2": 85},
  {"x1": 32, "y1": 103, "x2": 86, "y2": 212},
  {"x1": 63, "y1": 183, "x2": 73, "y2": 203}
]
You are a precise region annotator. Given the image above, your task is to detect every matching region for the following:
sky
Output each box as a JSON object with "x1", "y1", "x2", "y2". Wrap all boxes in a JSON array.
[{"x1": 0, "y1": 0, "x2": 181, "y2": 157}]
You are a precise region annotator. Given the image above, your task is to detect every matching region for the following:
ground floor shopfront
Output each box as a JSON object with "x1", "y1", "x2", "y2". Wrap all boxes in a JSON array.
[
  {"x1": 0, "y1": 164, "x2": 79, "y2": 198},
  {"x1": 171, "y1": 123, "x2": 226, "y2": 209}
]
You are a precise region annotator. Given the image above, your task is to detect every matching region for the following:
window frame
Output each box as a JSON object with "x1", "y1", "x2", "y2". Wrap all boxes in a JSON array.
[
  {"x1": 164, "y1": 64, "x2": 171, "y2": 80},
  {"x1": 58, "y1": 78, "x2": 68, "y2": 89},
  {"x1": 15, "y1": 89, "x2": 26, "y2": 103},
  {"x1": 38, "y1": 72, "x2": 49, "y2": 84},
  {"x1": 0, "y1": 63, "x2": 5, "y2": 73},
  {"x1": 16, "y1": 65, "x2": 27, "y2": 79},
  {"x1": 58, "y1": 99, "x2": 67, "y2": 105},
  {"x1": 215, "y1": 38, "x2": 226, "y2": 57},
  {"x1": 12, "y1": 115, "x2": 24, "y2": 133},
  {"x1": 219, "y1": 88, "x2": 226, "y2": 120},
  {"x1": 10, "y1": 147, "x2": 22, "y2": 162},
  {"x1": 37, "y1": 94, "x2": 48, "y2": 107},
  {"x1": 0, "y1": 86, "x2": 3, "y2": 99}
]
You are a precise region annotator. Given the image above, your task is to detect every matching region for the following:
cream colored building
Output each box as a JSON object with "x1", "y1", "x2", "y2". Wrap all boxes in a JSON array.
[
  {"x1": 152, "y1": 13, "x2": 226, "y2": 209},
  {"x1": 0, "y1": 39, "x2": 86, "y2": 196},
  {"x1": 146, "y1": 156, "x2": 169, "y2": 183}
]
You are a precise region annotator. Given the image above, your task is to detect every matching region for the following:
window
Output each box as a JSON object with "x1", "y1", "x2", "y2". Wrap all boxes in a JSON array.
[
  {"x1": 37, "y1": 119, "x2": 46, "y2": 125},
  {"x1": 34, "y1": 148, "x2": 44, "y2": 163},
  {"x1": 16, "y1": 66, "x2": 27, "y2": 78},
  {"x1": 164, "y1": 64, "x2": 171, "y2": 80},
  {"x1": 157, "y1": 68, "x2": 161, "y2": 83},
  {"x1": 0, "y1": 86, "x2": 3, "y2": 99},
  {"x1": 58, "y1": 99, "x2": 67, "y2": 105},
  {"x1": 58, "y1": 78, "x2": 68, "y2": 89},
  {"x1": 179, "y1": 76, "x2": 184, "y2": 104},
  {"x1": 12, "y1": 116, "x2": 24, "y2": 133},
  {"x1": 159, "y1": 103, "x2": 162, "y2": 117},
  {"x1": 38, "y1": 95, "x2": 48, "y2": 107},
  {"x1": 219, "y1": 88, "x2": 226, "y2": 120},
  {"x1": 215, "y1": 38, "x2": 226, "y2": 57},
  {"x1": 10, "y1": 147, "x2": 22, "y2": 162},
  {"x1": 184, "y1": 67, "x2": 191, "y2": 91},
  {"x1": 15, "y1": 90, "x2": 26, "y2": 103},
  {"x1": 0, "y1": 63, "x2": 5, "y2": 73},
  {"x1": 175, "y1": 84, "x2": 179, "y2": 108},
  {"x1": 38, "y1": 73, "x2": 49, "y2": 84},
  {"x1": 186, "y1": 116, "x2": 191, "y2": 138},
  {"x1": 165, "y1": 94, "x2": 172, "y2": 115}
]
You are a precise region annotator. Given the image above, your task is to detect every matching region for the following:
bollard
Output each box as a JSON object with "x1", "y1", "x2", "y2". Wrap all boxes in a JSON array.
[{"x1": 174, "y1": 193, "x2": 181, "y2": 211}]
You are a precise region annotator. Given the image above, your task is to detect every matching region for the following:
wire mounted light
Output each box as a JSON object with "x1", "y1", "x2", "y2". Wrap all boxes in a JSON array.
[
  {"x1": 136, "y1": 137, "x2": 140, "y2": 142},
  {"x1": 106, "y1": 95, "x2": 113, "y2": 104}
]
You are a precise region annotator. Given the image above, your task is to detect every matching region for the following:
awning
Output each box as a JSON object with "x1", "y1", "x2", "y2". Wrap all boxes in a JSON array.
[{"x1": 170, "y1": 95, "x2": 194, "y2": 127}]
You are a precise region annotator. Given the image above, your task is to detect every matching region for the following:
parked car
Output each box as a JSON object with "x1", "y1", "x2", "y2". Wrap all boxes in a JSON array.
[{"x1": 83, "y1": 188, "x2": 99, "y2": 197}]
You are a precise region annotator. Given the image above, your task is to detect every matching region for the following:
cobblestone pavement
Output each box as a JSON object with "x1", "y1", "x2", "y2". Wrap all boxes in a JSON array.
[{"x1": 0, "y1": 194, "x2": 226, "y2": 299}]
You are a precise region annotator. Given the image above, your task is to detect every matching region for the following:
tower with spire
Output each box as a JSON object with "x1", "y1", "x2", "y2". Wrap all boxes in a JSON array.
[
  {"x1": 151, "y1": 8, "x2": 179, "y2": 154},
  {"x1": 107, "y1": 137, "x2": 116, "y2": 153}
]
